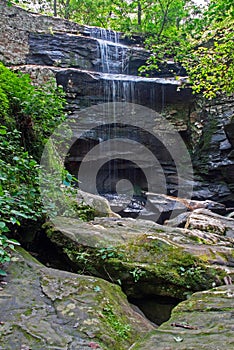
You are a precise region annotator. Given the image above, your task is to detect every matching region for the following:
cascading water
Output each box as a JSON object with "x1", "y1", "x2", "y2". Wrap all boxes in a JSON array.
[
  {"x1": 65, "y1": 26, "x2": 190, "y2": 221},
  {"x1": 90, "y1": 27, "x2": 129, "y2": 74},
  {"x1": 88, "y1": 27, "x2": 148, "y2": 213}
]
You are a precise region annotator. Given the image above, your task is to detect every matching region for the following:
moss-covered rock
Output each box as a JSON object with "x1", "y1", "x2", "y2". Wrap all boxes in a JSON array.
[
  {"x1": 44, "y1": 216, "x2": 234, "y2": 300},
  {"x1": 0, "y1": 248, "x2": 154, "y2": 350},
  {"x1": 129, "y1": 285, "x2": 234, "y2": 350}
]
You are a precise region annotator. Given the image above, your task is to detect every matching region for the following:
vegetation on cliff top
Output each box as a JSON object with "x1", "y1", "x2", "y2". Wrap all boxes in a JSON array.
[{"x1": 11, "y1": 0, "x2": 234, "y2": 98}]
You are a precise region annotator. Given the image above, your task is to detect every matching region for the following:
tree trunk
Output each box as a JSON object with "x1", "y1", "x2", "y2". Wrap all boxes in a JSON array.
[
  {"x1": 138, "y1": 0, "x2": 142, "y2": 26},
  {"x1": 64, "y1": 0, "x2": 70, "y2": 19},
  {"x1": 53, "y1": 0, "x2": 57, "y2": 16}
]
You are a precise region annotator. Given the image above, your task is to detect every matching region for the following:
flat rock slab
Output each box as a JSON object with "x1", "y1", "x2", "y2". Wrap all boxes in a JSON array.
[
  {"x1": 130, "y1": 285, "x2": 234, "y2": 350},
  {"x1": 45, "y1": 215, "x2": 234, "y2": 299},
  {"x1": 0, "y1": 248, "x2": 154, "y2": 350}
]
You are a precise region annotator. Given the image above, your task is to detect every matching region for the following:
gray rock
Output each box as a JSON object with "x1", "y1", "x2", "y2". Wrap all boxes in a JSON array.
[
  {"x1": 185, "y1": 208, "x2": 234, "y2": 238},
  {"x1": 77, "y1": 189, "x2": 120, "y2": 218},
  {"x1": 129, "y1": 285, "x2": 234, "y2": 350},
  {"x1": 144, "y1": 193, "x2": 226, "y2": 223},
  {"x1": 0, "y1": 248, "x2": 154, "y2": 350},
  {"x1": 44, "y1": 215, "x2": 234, "y2": 300},
  {"x1": 165, "y1": 212, "x2": 190, "y2": 227},
  {"x1": 225, "y1": 116, "x2": 234, "y2": 147},
  {"x1": 26, "y1": 32, "x2": 150, "y2": 75}
]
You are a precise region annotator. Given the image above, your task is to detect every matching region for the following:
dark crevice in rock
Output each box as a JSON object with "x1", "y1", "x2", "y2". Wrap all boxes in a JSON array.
[
  {"x1": 19, "y1": 229, "x2": 76, "y2": 273},
  {"x1": 128, "y1": 295, "x2": 182, "y2": 326}
]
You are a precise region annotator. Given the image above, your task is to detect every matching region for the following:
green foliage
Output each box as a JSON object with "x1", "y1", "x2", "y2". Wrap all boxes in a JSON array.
[
  {"x1": 181, "y1": 18, "x2": 234, "y2": 98},
  {"x1": 129, "y1": 267, "x2": 146, "y2": 282},
  {"x1": 139, "y1": 0, "x2": 234, "y2": 98},
  {"x1": 139, "y1": 35, "x2": 184, "y2": 76},
  {"x1": 96, "y1": 246, "x2": 124, "y2": 260},
  {"x1": 0, "y1": 127, "x2": 42, "y2": 222},
  {"x1": 0, "y1": 231, "x2": 20, "y2": 276},
  {"x1": 0, "y1": 63, "x2": 72, "y2": 274},
  {"x1": 0, "y1": 125, "x2": 42, "y2": 274},
  {"x1": 0, "y1": 62, "x2": 66, "y2": 159},
  {"x1": 72, "y1": 203, "x2": 95, "y2": 221},
  {"x1": 14, "y1": 0, "x2": 188, "y2": 36}
]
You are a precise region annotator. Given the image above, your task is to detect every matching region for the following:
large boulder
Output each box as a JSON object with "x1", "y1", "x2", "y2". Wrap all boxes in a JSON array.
[
  {"x1": 129, "y1": 285, "x2": 234, "y2": 350},
  {"x1": 44, "y1": 215, "x2": 234, "y2": 301},
  {"x1": 0, "y1": 248, "x2": 154, "y2": 350},
  {"x1": 77, "y1": 190, "x2": 120, "y2": 218}
]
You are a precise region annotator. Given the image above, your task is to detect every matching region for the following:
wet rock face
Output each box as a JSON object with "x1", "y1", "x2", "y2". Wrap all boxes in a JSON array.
[
  {"x1": 54, "y1": 68, "x2": 191, "y2": 110},
  {"x1": 0, "y1": 248, "x2": 154, "y2": 350},
  {"x1": 26, "y1": 32, "x2": 150, "y2": 74},
  {"x1": 27, "y1": 33, "x2": 100, "y2": 71},
  {"x1": 130, "y1": 285, "x2": 234, "y2": 350}
]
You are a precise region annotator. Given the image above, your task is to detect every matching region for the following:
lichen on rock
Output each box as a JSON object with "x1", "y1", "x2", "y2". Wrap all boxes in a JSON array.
[{"x1": 0, "y1": 248, "x2": 154, "y2": 350}]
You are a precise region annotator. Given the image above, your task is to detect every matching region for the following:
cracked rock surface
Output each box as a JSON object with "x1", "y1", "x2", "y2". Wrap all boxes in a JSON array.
[
  {"x1": 130, "y1": 285, "x2": 234, "y2": 350},
  {"x1": 0, "y1": 248, "x2": 154, "y2": 350}
]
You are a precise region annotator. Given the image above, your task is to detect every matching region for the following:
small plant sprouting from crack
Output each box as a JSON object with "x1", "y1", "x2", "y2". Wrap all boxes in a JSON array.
[{"x1": 130, "y1": 267, "x2": 146, "y2": 282}]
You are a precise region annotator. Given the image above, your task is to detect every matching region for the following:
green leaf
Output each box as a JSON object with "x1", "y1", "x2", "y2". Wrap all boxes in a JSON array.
[
  {"x1": 10, "y1": 210, "x2": 30, "y2": 219},
  {"x1": 0, "y1": 222, "x2": 6, "y2": 229},
  {"x1": 0, "y1": 269, "x2": 7, "y2": 276},
  {"x1": 0, "y1": 127, "x2": 7, "y2": 135},
  {"x1": 10, "y1": 217, "x2": 20, "y2": 225}
]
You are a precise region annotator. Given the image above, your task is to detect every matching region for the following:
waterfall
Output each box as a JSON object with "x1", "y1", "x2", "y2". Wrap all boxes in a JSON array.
[
  {"x1": 88, "y1": 27, "x2": 140, "y2": 201},
  {"x1": 102, "y1": 78, "x2": 136, "y2": 103},
  {"x1": 90, "y1": 27, "x2": 129, "y2": 74},
  {"x1": 64, "y1": 26, "x2": 192, "y2": 220}
]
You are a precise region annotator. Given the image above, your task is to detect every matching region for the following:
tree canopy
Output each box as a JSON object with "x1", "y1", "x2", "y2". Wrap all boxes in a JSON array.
[{"x1": 182, "y1": 0, "x2": 234, "y2": 98}]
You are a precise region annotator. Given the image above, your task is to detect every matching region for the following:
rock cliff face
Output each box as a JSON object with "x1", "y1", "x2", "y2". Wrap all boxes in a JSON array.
[
  {"x1": 26, "y1": 32, "x2": 150, "y2": 75},
  {"x1": 192, "y1": 98, "x2": 234, "y2": 205}
]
